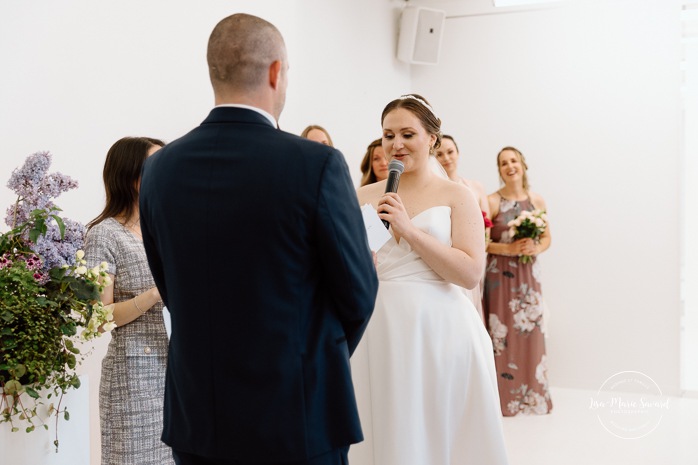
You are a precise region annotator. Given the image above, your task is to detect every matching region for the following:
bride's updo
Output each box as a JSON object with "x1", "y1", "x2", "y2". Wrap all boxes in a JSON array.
[{"x1": 381, "y1": 93, "x2": 442, "y2": 150}]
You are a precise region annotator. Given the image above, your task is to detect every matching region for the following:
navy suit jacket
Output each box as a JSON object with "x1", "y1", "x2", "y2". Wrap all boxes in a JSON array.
[{"x1": 139, "y1": 107, "x2": 378, "y2": 462}]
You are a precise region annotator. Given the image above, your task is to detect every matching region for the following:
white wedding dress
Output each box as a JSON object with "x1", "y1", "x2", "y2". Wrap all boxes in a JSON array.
[{"x1": 350, "y1": 206, "x2": 509, "y2": 465}]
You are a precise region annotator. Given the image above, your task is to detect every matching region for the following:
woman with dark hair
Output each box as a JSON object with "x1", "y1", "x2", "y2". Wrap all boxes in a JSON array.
[
  {"x1": 350, "y1": 95, "x2": 508, "y2": 465},
  {"x1": 84, "y1": 136, "x2": 174, "y2": 465},
  {"x1": 300, "y1": 124, "x2": 334, "y2": 146},
  {"x1": 484, "y1": 146, "x2": 552, "y2": 417},
  {"x1": 359, "y1": 137, "x2": 389, "y2": 186}
]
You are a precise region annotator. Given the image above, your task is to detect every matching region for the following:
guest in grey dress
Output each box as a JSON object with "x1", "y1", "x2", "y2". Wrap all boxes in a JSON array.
[{"x1": 84, "y1": 136, "x2": 173, "y2": 465}]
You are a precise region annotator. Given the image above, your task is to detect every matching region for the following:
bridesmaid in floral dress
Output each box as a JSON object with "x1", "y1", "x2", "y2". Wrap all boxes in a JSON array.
[{"x1": 484, "y1": 146, "x2": 553, "y2": 416}]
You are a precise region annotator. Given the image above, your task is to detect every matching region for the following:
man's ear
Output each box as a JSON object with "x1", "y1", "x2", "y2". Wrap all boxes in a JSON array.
[{"x1": 269, "y1": 60, "x2": 282, "y2": 90}]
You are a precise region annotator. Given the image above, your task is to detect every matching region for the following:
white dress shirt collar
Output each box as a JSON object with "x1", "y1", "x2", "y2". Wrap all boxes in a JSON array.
[{"x1": 214, "y1": 104, "x2": 277, "y2": 127}]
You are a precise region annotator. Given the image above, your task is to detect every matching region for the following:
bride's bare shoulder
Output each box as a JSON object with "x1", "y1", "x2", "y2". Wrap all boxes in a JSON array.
[
  {"x1": 438, "y1": 176, "x2": 474, "y2": 199},
  {"x1": 357, "y1": 180, "x2": 387, "y2": 206}
]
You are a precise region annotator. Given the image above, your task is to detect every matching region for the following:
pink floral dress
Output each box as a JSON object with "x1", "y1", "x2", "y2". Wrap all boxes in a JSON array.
[{"x1": 484, "y1": 196, "x2": 552, "y2": 416}]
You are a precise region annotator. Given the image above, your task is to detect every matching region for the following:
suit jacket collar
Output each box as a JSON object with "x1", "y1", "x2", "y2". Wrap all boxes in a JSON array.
[{"x1": 202, "y1": 106, "x2": 277, "y2": 128}]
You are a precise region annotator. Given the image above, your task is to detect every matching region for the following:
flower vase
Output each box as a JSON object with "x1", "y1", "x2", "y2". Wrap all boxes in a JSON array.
[{"x1": 0, "y1": 375, "x2": 90, "y2": 465}]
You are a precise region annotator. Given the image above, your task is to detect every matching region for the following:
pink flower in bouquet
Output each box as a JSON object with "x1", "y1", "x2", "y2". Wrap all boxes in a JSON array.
[{"x1": 507, "y1": 209, "x2": 547, "y2": 263}]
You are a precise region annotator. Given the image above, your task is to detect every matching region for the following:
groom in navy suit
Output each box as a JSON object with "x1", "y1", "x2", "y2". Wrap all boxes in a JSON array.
[{"x1": 139, "y1": 13, "x2": 378, "y2": 465}]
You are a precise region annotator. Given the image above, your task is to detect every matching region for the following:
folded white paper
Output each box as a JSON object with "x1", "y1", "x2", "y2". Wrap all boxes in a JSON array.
[
  {"x1": 162, "y1": 306, "x2": 171, "y2": 339},
  {"x1": 361, "y1": 203, "x2": 392, "y2": 252}
]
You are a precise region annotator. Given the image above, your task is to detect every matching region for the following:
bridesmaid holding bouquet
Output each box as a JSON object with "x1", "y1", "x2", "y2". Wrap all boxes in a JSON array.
[{"x1": 484, "y1": 146, "x2": 553, "y2": 416}]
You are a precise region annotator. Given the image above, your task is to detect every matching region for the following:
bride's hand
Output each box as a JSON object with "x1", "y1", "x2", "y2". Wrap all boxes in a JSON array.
[{"x1": 378, "y1": 193, "x2": 413, "y2": 236}]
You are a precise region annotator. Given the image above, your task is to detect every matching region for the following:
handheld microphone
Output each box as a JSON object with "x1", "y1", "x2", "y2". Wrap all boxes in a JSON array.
[{"x1": 382, "y1": 159, "x2": 405, "y2": 229}]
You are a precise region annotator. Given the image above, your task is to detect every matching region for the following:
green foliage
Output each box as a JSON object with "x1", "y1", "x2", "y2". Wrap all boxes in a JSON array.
[
  {"x1": 0, "y1": 203, "x2": 114, "y2": 449},
  {"x1": 512, "y1": 219, "x2": 545, "y2": 241}
]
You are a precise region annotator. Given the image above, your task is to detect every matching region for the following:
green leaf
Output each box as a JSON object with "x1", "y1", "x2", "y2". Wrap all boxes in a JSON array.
[
  {"x1": 25, "y1": 386, "x2": 40, "y2": 399},
  {"x1": 49, "y1": 266, "x2": 67, "y2": 280},
  {"x1": 28, "y1": 227, "x2": 41, "y2": 243},
  {"x1": 4, "y1": 380, "x2": 21, "y2": 395},
  {"x1": 60, "y1": 323, "x2": 77, "y2": 336},
  {"x1": 26, "y1": 425, "x2": 35, "y2": 433},
  {"x1": 13, "y1": 364, "x2": 26, "y2": 378},
  {"x1": 29, "y1": 216, "x2": 48, "y2": 242},
  {"x1": 50, "y1": 215, "x2": 66, "y2": 239},
  {"x1": 63, "y1": 410, "x2": 70, "y2": 421}
]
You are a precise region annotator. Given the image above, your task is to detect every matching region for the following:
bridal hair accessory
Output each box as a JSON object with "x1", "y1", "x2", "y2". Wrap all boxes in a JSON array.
[{"x1": 398, "y1": 94, "x2": 439, "y2": 120}]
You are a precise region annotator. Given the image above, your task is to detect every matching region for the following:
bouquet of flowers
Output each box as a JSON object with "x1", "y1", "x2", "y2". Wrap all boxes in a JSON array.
[
  {"x1": 507, "y1": 209, "x2": 547, "y2": 264},
  {"x1": 0, "y1": 152, "x2": 114, "y2": 449}
]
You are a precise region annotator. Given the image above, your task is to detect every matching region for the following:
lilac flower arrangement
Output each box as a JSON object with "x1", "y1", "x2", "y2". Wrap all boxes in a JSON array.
[
  {"x1": 1, "y1": 152, "x2": 114, "y2": 449},
  {"x1": 4, "y1": 151, "x2": 85, "y2": 272}
]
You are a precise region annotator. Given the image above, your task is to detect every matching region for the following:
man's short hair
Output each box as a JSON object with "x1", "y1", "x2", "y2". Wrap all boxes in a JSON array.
[{"x1": 207, "y1": 13, "x2": 285, "y2": 92}]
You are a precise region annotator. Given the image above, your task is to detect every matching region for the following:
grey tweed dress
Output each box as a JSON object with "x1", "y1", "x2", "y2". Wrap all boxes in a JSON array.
[{"x1": 84, "y1": 217, "x2": 173, "y2": 465}]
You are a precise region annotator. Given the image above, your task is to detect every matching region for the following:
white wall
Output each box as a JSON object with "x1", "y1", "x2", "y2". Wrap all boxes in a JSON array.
[
  {"x1": 680, "y1": 1, "x2": 698, "y2": 392},
  {"x1": 284, "y1": 1, "x2": 414, "y2": 162},
  {"x1": 0, "y1": 1, "x2": 410, "y2": 463},
  {"x1": 0, "y1": 0, "x2": 412, "y2": 217},
  {"x1": 410, "y1": 0, "x2": 682, "y2": 394}
]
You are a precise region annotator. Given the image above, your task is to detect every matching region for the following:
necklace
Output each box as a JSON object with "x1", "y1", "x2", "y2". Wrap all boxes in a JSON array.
[
  {"x1": 127, "y1": 224, "x2": 142, "y2": 239},
  {"x1": 124, "y1": 216, "x2": 140, "y2": 228},
  {"x1": 119, "y1": 217, "x2": 142, "y2": 239}
]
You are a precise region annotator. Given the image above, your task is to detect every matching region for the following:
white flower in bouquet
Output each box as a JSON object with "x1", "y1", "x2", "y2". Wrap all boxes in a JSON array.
[{"x1": 507, "y1": 209, "x2": 547, "y2": 264}]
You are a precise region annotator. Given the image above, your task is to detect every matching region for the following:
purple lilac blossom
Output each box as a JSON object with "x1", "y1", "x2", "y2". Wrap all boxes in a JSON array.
[
  {"x1": 4, "y1": 151, "x2": 85, "y2": 272},
  {"x1": 6, "y1": 151, "x2": 52, "y2": 198},
  {"x1": 32, "y1": 218, "x2": 85, "y2": 270},
  {"x1": 44, "y1": 172, "x2": 79, "y2": 200},
  {"x1": 5, "y1": 199, "x2": 56, "y2": 229}
]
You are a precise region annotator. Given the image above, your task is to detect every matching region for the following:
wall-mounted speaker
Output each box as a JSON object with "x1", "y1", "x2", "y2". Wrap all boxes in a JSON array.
[{"x1": 397, "y1": 6, "x2": 446, "y2": 65}]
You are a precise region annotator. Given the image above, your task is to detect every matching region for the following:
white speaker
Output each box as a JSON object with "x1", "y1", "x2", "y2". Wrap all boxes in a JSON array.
[{"x1": 397, "y1": 6, "x2": 446, "y2": 65}]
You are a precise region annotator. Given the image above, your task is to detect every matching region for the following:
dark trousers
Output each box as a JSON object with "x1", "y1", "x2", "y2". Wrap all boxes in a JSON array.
[{"x1": 172, "y1": 447, "x2": 349, "y2": 465}]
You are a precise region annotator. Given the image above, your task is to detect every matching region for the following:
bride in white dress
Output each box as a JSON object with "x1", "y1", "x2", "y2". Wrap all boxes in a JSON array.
[{"x1": 350, "y1": 94, "x2": 509, "y2": 465}]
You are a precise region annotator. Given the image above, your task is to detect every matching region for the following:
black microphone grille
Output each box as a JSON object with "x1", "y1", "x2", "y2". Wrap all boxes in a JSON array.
[{"x1": 388, "y1": 159, "x2": 405, "y2": 174}]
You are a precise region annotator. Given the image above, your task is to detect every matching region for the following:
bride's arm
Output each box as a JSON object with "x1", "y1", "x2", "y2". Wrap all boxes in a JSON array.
[{"x1": 381, "y1": 183, "x2": 486, "y2": 289}]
